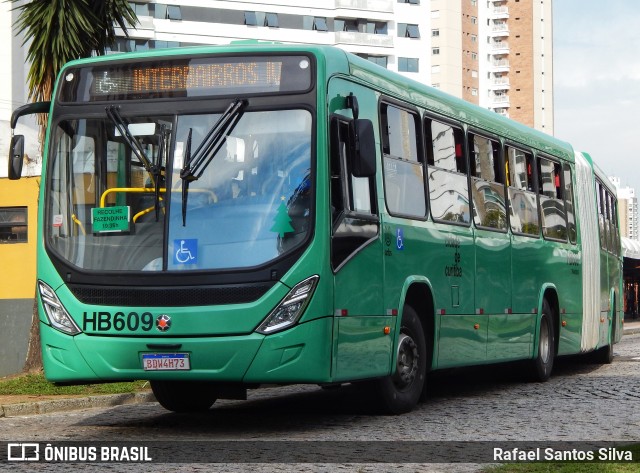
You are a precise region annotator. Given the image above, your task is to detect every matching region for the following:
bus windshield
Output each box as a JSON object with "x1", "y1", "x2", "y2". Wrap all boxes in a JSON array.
[{"x1": 46, "y1": 108, "x2": 313, "y2": 272}]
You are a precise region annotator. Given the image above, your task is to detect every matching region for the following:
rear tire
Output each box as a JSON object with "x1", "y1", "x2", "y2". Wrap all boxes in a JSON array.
[
  {"x1": 592, "y1": 310, "x2": 615, "y2": 364},
  {"x1": 529, "y1": 300, "x2": 555, "y2": 381},
  {"x1": 151, "y1": 380, "x2": 217, "y2": 412},
  {"x1": 373, "y1": 305, "x2": 427, "y2": 414}
]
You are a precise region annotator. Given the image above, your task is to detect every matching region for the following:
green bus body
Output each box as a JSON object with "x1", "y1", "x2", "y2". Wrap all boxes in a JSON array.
[{"x1": 14, "y1": 43, "x2": 621, "y2": 413}]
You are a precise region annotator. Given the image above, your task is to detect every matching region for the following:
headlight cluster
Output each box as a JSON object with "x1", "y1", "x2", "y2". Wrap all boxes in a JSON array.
[
  {"x1": 256, "y1": 275, "x2": 319, "y2": 334},
  {"x1": 38, "y1": 280, "x2": 81, "y2": 335}
]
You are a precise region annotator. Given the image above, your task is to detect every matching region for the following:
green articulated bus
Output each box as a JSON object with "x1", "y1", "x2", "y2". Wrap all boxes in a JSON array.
[{"x1": 9, "y1": 43, "x2": 622, "y2": 414}]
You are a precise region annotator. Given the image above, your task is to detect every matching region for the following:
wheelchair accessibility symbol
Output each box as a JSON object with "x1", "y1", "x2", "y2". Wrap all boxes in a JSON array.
[
  {"x1": 174, "y1": 239, "x2": 197, "y2": 264},
  {"x1": 396, "y1": 228, "x2": 404, "y2": 251}
]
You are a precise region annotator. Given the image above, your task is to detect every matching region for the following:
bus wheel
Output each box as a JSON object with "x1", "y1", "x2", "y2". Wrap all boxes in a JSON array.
[
  {"x1": 374, "y1": 305, "x2": 427, "y2": 414},
  {"x1": 530, "y1": 300, "x2": 555, "y2": 381},
  {"x1": 151, "y1": 381, "x2": 217, "y2": 412},
  {"x1": 592, "y1": 311, "x2": 615, "y2": 364}
]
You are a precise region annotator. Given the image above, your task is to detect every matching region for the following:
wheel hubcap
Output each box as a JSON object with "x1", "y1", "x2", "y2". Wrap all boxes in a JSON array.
[
  {"x1": 395, "y1": 333, "x2": 419, "y2": 389},
  {"x1": 540, "y1": 316, "x2": 550, "y2": 363}
]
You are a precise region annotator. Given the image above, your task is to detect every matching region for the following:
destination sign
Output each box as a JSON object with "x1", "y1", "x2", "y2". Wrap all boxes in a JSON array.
[{"x1": 59, "y1": 55, "x2": 313, "y2": 102}]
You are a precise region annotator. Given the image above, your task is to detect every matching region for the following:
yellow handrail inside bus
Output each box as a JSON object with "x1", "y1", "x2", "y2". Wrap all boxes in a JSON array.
[
  {"x1": 71, "y1": 213, "x2": 86, "y2": 236},
  {"x1": 99, "y1": 187, "x2": 218, "y2": 223},
  {"x1": 100, "y1": 187, "x2": 166, "y2": 208}
]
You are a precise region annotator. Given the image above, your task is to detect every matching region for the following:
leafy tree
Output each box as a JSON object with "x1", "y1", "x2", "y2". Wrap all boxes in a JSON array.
[{"x1": 9, "y1": 0, "x2": 138, "y2": 371}]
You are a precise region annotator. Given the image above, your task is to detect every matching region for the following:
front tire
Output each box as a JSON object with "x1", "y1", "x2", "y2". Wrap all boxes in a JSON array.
[
  {"x1": 530, "y1": 300, "x2": 555, "y2": 381},
  {"x1": 151, "y1": 380, "x2": 218, "y2": 412},
  {"x1": 373, "y1": 306, "x2": 427, "y2": 414}
]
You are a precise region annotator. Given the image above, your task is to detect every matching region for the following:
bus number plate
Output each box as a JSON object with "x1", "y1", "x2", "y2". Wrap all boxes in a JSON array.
[{"x1": 142, "y1": 353, "x2": 190, "y2": 371}]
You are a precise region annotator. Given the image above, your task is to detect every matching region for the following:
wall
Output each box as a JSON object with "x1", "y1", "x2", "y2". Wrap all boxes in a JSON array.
[{"x1": 0, "y1": 177, "x2": 39, "y2": 376}]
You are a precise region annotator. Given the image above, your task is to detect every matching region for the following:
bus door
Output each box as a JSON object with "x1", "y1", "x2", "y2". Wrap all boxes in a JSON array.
[
  {"x1": 468, "y1": 134, "x2": 518, "y2": 362},
  {"x1": 425, "y1": 118, "x2": 480, "y2": 367},
  {"x1": 328, "y1": 84, "x2": 388, "y2": 381},
  {"x1": 506, "y1": 146, "x2": 542, "y2": 342}
]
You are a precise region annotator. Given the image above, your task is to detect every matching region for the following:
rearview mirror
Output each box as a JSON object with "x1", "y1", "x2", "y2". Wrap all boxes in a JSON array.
[
  {"x1": 8, "y1": 135, "x2": 25, "y2": 180},
  {"x1": 349, "y1": 119, "x2": 376, "y2": 178}
]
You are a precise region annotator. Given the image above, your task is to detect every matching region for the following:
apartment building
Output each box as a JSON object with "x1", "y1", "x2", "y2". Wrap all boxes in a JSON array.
[{"x1": 611, "y1": 177, "x2": 639, "y2": 241}]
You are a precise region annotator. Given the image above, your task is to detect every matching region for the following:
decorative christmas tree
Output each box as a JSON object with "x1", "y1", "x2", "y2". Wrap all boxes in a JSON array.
[{"x1": 271, "y1": 197, "x2": 294, "y2": 237}]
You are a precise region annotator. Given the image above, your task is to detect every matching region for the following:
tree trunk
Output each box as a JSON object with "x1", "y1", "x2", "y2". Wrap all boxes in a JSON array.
[{"x1": 23, "y1": 295, "x2": 42, "y2": 372}]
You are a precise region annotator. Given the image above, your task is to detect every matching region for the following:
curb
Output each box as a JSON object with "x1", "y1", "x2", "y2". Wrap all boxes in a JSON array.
[{"x1": 0, "y1": 391, "x2": 156, "y2": 418}]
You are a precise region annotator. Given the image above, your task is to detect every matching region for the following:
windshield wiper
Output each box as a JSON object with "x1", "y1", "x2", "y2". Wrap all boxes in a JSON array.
[
  {"x1": 179, "y1": 98, "x2": 247, "y2": 226},
  {"x1": 106, "y1": 106, "x2": 167, "y2": 221},
  {"x1": 106, "y1": 106, "x2": 154, "y2": 175}
]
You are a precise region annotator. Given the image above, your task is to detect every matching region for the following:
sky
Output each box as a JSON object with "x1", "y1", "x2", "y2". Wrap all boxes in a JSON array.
[{"x1": 553, "y1": 0, "x2": 640, "y2": 189}]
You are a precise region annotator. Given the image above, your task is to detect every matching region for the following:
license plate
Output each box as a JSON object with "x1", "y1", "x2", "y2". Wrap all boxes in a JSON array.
[{"x1": 142, "y1": 353, "x2": 190, "y2": 371}]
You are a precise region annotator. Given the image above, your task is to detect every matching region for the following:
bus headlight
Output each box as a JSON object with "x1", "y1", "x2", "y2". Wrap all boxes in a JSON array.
[
  {"x1": 256, "y1": 275, "x2": 319, "y2": 335},
  {"x1": 38, "y1": 281, "x2": 81, "y2": 335}
]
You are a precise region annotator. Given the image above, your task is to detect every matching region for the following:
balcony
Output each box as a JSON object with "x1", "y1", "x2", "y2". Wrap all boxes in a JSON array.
[
  {"x1": 335, "y1": 0, "x2": 394, "y2": 13},
  {"x1": 492, "y1": 94, "x2": 510, "y2": 107},
  {"x1": 491, "y1": 6, "x2": 509, "y2": 19},
  {"x1": 490, "y1": 78, "x2": 510, "y2": 90},
  {"x1": 491, "y1": 23, "x2": 509, "y2": 37},
  {"x1": 491, "y1": 59, "x2": 510, "y2": 72},
  {"x1": 335, "y1": 31, "x2": 394, "y2": 48},
  {"x1": 491, "y1": 41, "x2": 509, "y2": 55}
]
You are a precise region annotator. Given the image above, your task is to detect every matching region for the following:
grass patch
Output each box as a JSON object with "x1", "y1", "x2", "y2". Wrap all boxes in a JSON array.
[
  {"x1": 0, "y1": 372, "x2": 147, "y2": 397},
  {"x1": 483, "y1": 444, "x2": 640, "y2": 473}
]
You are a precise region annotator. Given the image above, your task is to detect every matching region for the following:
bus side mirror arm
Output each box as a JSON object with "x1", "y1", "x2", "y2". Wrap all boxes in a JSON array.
[
  {"x1": 8, "y1": 101, "x2": 50, "y2": 180},
  {"x1": 349, "y1": 118, "x2": 376, "y2": 178}
]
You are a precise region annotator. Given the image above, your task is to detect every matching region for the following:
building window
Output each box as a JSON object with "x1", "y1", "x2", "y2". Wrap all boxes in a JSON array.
[
  {"x1": 131, "y1": 2, "x2": 150, "y2": 16},
  {"x1": 471, "y1": 34, "x2": 477, "y2": 43},
  {"x1": 244, "y1": 11, "x2": 258, "y2": 26},
  {"x1": 265, "y1": 13, "x2": 279, "y2": 27},
  {"x1": 398, "y1": 57, "x2": 419, "y2": 72},
  {"x1": 166, "y1": 5, "x2": 181, "y2": 20},
  {"x1": 471, "y1": 16, "x2": 477, "y2": 24},
  {"x1": 431, "y1": 65, "x2": 441, "y2": 74},
  {"x1": 398, "y1": 0, "x2": 420, "y2": 4},
  {"x1": 431, "y1": 29, "x2": 440, "y2": 37},
  {"x1": 0, "y1": 207, "x2": 28, "y2": 243},
  {"x1": 398, "y1": 23, "x2": 420, "y2": 38},
  {"x1": 313, "y1": 16, "x2": 328, "y2": 31},
  {"x1": 358, "y1": 54, "x2": 388, "y2": 68},
  {"x1": 471, "y1": 52, "x2": 478, "y2": 60},
  {"x1": 432, "y1": 47, "x2": 440, "y2": 55},
  {"x1": 472, "y1": 88, "x2": 478, "y2": 96},
  {"x1": 152, "y1": 40, "x2": 180, "y2": 49},
  {"x1": 367, "y1": 21, "x2": 388, "y2": 34}
]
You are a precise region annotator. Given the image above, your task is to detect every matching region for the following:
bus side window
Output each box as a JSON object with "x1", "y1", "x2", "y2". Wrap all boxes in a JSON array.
[
  {"x1": 563, "y1": 164, "x2": 577, "y2": 244},
  {"x1": 427, "y1": 118, "x2": 469, "y2": 224},
  {"x1": 606, "y1": 190, "x2": 618, "y2": 255},
  {"x1": 596, "y1": 182, "x2": 608, "y2": 251},
  {"x1": 506, "y1": 146, "x2": 539, "y2": 236},
  {"x1": 380, "y1": 103, "x2": 425, "y2": 218},
  {"x1": 611, "y1": 193, "x2": 620, "y2": 256},
  {"x1": 538, "y1": 157, "x2": 567, "y2": 241},
  {"x1": 469, "y1": 133, "x2": 506, "y2": 230}
]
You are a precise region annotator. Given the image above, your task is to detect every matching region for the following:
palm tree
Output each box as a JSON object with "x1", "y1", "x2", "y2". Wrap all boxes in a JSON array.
[
  {"x1": 11, "y1": 0, "x2": 137, "y2": 106},
  {"x1": 10, "y1": 0, "x2": 138, "y2": 370}
]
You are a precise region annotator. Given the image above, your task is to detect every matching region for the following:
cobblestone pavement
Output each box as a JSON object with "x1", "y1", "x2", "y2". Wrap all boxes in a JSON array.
[{"x1": 1, "y1": 333, "x2": 639, "y2": 472}]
